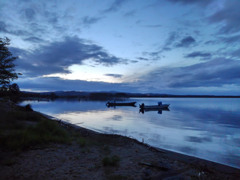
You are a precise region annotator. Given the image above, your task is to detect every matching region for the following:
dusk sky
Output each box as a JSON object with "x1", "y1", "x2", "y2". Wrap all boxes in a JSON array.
[{"x1": 1, "y1": 0, "x2": 240, "y2": 95}]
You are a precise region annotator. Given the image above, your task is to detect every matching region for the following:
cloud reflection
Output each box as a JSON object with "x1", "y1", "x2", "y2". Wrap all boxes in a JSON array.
[
  {"x1": 20, "y1": 98, "x2": 240, "y2": 168},
  {"x1": 185, "y1": 136, "x2": 212, "y2": 143}
]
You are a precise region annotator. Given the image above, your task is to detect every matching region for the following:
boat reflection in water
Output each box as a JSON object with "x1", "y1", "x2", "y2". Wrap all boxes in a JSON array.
[
  {"x1": 106, "y1": 101, "x2": 136, "y2": 107},
  {"x1": 139, "y1": 101, "x2": 170, "y2": 114},
  {"x1": 139, "y1": 107, "x2": 170, "y2": 114}
]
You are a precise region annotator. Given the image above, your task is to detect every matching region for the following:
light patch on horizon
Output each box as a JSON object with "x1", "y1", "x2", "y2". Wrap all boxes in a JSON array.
[
  {"x1": 42, "y1": 61, "x2": 154, "y2": 84},
  {"x1": 43, "y1": 64, "x2": 122, "y2": 83}
]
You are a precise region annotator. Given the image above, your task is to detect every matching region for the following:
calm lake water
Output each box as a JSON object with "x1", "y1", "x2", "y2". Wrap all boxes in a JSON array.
[{"x1": 21, "y1": 98, "x2": 240, "y2": 169}]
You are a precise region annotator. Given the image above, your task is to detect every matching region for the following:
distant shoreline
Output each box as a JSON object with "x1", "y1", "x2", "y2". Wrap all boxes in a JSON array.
[
  {"x1": 130, "y1": 95, "x2": 240, "y2": 98},
  {"x1": 13, "y1": 91, "x2": 240, "y2": 102}
]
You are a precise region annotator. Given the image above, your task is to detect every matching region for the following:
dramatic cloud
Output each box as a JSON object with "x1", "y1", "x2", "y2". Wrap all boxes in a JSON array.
[
  {"x1": 144, "y1": 24, "x2": 162, "y2": 28},
  {"x1": 176, "y1": 36, "x2": 196, "y2": 48},
  {"x1": 168, "y1": 0, "x2": 214, "y2": 6},
  {"x1": 185, "y1": 51, "x2": 212, "y2": 60},
  {"x1": 82, "y1": 16, "x2": 102, "y2": 27},
  {"x1": 0, "y1": 1, "x2": 90, "y2": 39},
  {"x1": 137, "y1": 57, "x2": 149, "y2": 61},
  {"x1": 123, "y1": 10, "x2": 136, "y2": 17},
  {"x1": 164, "y1": 32, "x2": 178, "y2": 50},
  {"x1": 17, "y1": 77, "x2": 132, "y2": 92},
  {"x1": 185, "y1": 136, "x2": 212, "y2": 143},
  {"x1": 16, "y1": 58, "x2": 240, "y2": 94},
  {"x1": 1, "y1": 0, "x2": 239, "y2": 94},
  {"x1": 221, "y1": 35, "x2": 240, "y2": 44},
  {"x1": 14, "y1": 37, "x2": 126, "y2": 76},
  {"x1": 0, "y1": 21, "x2": 7, "y2": 32},
  {"x1": 23, "y1": 8, "x2": 36, "y2": 21},
  {"x1": 24, "y1": 36, "x2": 44, "y2": 43},
  {"x1": 232, "y1": 49, "x2": 240, "y2": 58},
  {"x1": 135, "y1": 58, "x2": 240, "y2": 89},
  {"x1": 140, "y1": 32, "x2": 179, "y2": 61},
  {"x1": 103, "y1": 0, "x2": 128, "y2": 13},
  {"x1": 209, "y1": 1, "x2": 240, "y2": 34},
  {"x1": 105, "y1": 74, "x2": 123, "y2": 78},
  {"x1": 0, "y1": 21, "x2": 29, "y2": 36},
  {"x1": 141, "y1": 34, "x2": 197, "y2": 61},
  {"x1": 169, "y1": 59, "x2": 240, "y2": 88},
  {"x1": 142, "y1": 51, "x2": 162, "y2": 61}
]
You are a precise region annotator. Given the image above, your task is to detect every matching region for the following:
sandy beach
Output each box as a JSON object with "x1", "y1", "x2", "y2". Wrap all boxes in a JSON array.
[{"x1": 0, "y1": 100, "x2": 239, "y2": 179}]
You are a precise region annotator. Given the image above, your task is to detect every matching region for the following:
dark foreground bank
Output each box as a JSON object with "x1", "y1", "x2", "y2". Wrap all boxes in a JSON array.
[{"x1": 0, "y1": 100, "x2": 239, "y2": 179}]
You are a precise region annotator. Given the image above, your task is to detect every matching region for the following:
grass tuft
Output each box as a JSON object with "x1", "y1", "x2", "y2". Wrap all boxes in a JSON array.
[
  {"x1": 102, "y1": 155, "x2": 120, "y2": 167},
  {"x1": 76, "y1": 137, "x2": 86, "y2": 147},
  {"x1": 0, "y1": 119, "x2": 71, "y2": 151},
  {"x1": 5, "y1": 110, "x2": 46, "y2": 122},
  {"x1": 25, "y1": 104, "x2": 33, "y2": 111},
  {"x1": 107, "y1": 175, "x2": 129, "y2": 180},
  {"x1": 2, "y1": 158, "x2": 16, "y2": 166}
]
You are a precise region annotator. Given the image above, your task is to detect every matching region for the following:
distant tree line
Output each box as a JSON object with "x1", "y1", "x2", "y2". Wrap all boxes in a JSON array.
[
  {"x1": 19, "y1": 92, "x2": 129, "y2": 101},
  {"x1": 88, "y1": 92, "x2": 129, "y2": 100}
]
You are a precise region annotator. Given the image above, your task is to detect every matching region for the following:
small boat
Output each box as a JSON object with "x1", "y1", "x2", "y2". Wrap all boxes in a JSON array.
[
  {"x1": 106, "y1": 101, "x2": 136, "y2": 107},
  {"x1": 139, "y1": 102, "x2": 170, "y2": 110}
]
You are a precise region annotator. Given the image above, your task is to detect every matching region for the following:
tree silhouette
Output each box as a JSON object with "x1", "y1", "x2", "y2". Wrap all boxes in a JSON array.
[
  {"x1": 0, "y1": 37, "x2": 19, "y2": 90},
  {"x1": 9, "y1": 83, "x2": 20, "y2": 94}
]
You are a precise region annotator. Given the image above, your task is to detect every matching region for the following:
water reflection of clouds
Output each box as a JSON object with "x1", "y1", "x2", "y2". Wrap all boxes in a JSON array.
[
  {"x1": 221, "y1": 154, "x2": 240, "y2": 168},
  {"x1": 21, "y1": 98, "x2": 240, "y2": 168},
  {"x1": 103, "y1": 127, "x2": 121, "y2": 134},
  {"x1": 232, "y1": 138, "x2": 240, "y2": 146},
  {"x1": 147, "y1": 133, "x2": 164, "y2": 145},
  {"x1": 103, "y1": 127, "x2": 129, "y2": 136},
  {"x1": 175, "y1": 107, "x2": 240, "y2": 128},
  {"x1": 108, "y1": 115, "x2": 123, "y2": 121},
  {"x1": 185, "y1": 136, "x2": 212, "y2": 143},
  {"x1": 22, "y1": 100, "x2": 107, "y2": 114},
  {"x1": 164, "y1": 98, "x2": 240, "y2": 112},
  {"x1": 153, "y1": 107, "x2": 240, "y2": 140},
  {"x1": 177, "y1": 146, "x2": 196, "y2": 154}
]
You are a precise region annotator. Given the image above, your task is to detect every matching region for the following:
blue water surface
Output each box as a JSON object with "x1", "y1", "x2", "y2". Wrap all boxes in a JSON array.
[{"x1": 21, "y1": 98, "x2": 240, "y2": 169}]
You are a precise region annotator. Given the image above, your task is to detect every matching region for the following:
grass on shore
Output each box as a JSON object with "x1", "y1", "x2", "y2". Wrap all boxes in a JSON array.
[
  {"x1": 0, "y1": 103, "x2": 71, "y2": 151},
  {"x1": 102, "y1": 155, "x2": 120, "y2": 167},
  {"x1": 0, "y1": 120, "x2": 71, "y2": 151},
  {"x1": 0, "y1": 101, "x2": 122, "y2": 156}
]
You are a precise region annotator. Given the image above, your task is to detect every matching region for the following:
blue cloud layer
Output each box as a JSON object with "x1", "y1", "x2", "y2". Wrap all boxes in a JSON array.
[
  {"x1": 1, "y1": 0, "x2": 240, "y2": 94},
  {"x1": 13, "y1": 37, "x2": 126, "y2": 76}
]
